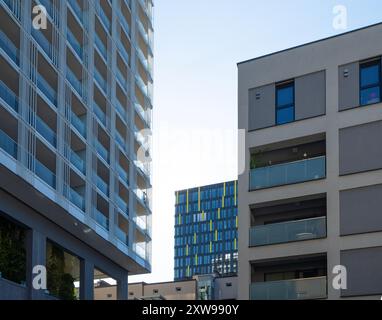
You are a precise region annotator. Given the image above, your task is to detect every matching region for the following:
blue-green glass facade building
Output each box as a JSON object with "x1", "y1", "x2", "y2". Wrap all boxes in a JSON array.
[{"x1": 174, "y1": 181, "x2": 238, "y2": 280}]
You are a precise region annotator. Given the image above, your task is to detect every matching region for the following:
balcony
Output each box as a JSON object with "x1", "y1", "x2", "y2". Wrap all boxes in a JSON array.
[
  {"x1": 118, "y1": 12, "x2": 130, "y2": 37},
  {"x1": 134, "y1": 215, "x2": 147, "y2": 231},
  {"x1": 95, "y1": 3, "x2": 111, "y2": 32},
  {"x1": 137, "y1": 19, "x2": 149, "y2": 43},
  {"x1": 95, "y1": 174, "x2": 109, "y2": 197},
  {"x1": 117, "y1": 41, "x2": 130, "y2": 65},
  {"x1": 35, "y1": 159, "x2": 56, "y2": 188},
  {"x1": 94, "y1": 33, "x2": 107, "y2": 61},
  {"x1": 70, "y1": 149, "x2": 85, "y2": 174},
  {"x1": 250, "y1": 216, "x2": 326, "y2": 247},
  {"x1": 70, "y1": 111, "x2": 86, "y2": 138},
  {"x1": 133, "y1": 242, "x2": 146, "y2": 259},
  {"x1": 95, "y1": 139, "x2": 109, "y2": 163},
  {"x1": 68, "y1": 186, "x2": 85, "y2": 211},
  {"x1": 116, "y1": 195, "x2": 129, "y2": 216},
  {"x1": 94, "y1": 208, "x2": 109, "y2": 230},
  {"x1": 115, "y1": 131, "x2": 126, "y2": 150},
  {"x1": 2, "y1": 0, "x2": 21, "y2": 19},
  {"x1": 117, "y1": 164, "x2": 129, "y2": 185},
  {"x1": 250, "y1": 276, "x2": 327, "y2": 300},
  {"x1": 0, "y1": 128, "x2": 17, "y2": 158},
  {"x1": 136, "y1": 46, "x2": 148, "y2": 71},
  {"x1": 250, "y1": 156, "x2": 326, "y2": 190},
  {"x1": 93, "y1": 102, "x2": 107, "y2": 126},
  {"x1": 94, "y1": 68, "x2": 107, "y2": 94},
  {"x1": 0, "y1": 30, "x2": 19, "y2": 65},
  {"x1": 115, "y1": 226, "x2": 128, "y2": 245},
  {"x1": 66, "y1": 68, "x2": 83, "y2": 97},
  {"x1": 115, "y1": 99, "x2": 127, "y2": 120},
  {"x1": 135, "y1": 188, "x2": 148, "y2": 206},
  {"x1": 135, "y1": 74, "x2": 148, "y2": 97},
  {"x1": 37, "y1": 73, "x2": 57, "y2": 107},
  {"x1": 134, "y1": 102, "x2": 151, "y2": 127},
  {"x1": 35, "y1": 115, "x2": 56, "y2": 147},
  {"x1": 116, "y1": 68, "x2": 128, "y2": 90},
  {"x1": 0, "y1": 80, "x2": 18, "y2": 112},
  {"x1": 67, "y1": 0, "x2": 83, "y2": 24},
  {"x1": 67, "y1": 29, "x2": 83, "y2": 60},
  {"x1": 31, "y1": 29, "x2": 52, "y2": 59}
]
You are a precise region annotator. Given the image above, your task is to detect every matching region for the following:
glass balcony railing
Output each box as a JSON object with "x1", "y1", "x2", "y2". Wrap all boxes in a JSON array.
[
  {"x1": 115, "y1": 99, "x2": 127, "y2": 120},
  {"x1": 134, "y1": 159, "x2": 150, "y2": 178},
  {"x1": 93, "y1": 102, "x2": 107, "y2": 126},
  {"x1": 115, "y1": 131, "x2": 126, "y2": 150},
  {"x1": 70, "y1": 111, "x2": 86, "y2": 138},
  {"x1": 0, "y1": 128, "x2": 17, "y2": 159},
  {"x1": 118, "y1": 12, "x2": 130, "y2": 36},
  {"x1": 137, "y1": 19, "x2": 149, "y2": 43},
  {"x1": 94, "y1": 33, "x2": 107, "y2": 60},
  {"x1": 0, "y1": 30, "x2": 19, "y2": 65},
  {"x1": 134, "y1": 102, "x2": 151, "y2": 127},
  {"x1": 70, "y1": 149, "x2": 85, "y2": 174},
  {"x1": 116, "y1": 195, "x2": 129, "y2": 216},
  {"x1": 134, "y1": 215, "x2": 147, "y2": 231},
  {"x1": 37, "y1": 73, "x2": 57, "y2": 107},
  {"x1": 117, "y1": 41, "x2": 130, "y2": 65},
  {"x1": 67, "y1": 0, "x2": 83, "y2": 24},
  {"x1": 116, "y1": 68, "x2": 128, "y2": 90},
  {"x1": 250, "y1": 276, "x2": 327, "y2": 300},
  {"x1": 94, "y1": 208, "x2": 109, "y2": 230},
  {"x1": 35, "y1": 115, "x2": 56, "y2": 147},
  {"x1": 94, "y1": 173, "x2": 109, "y2": 197},
  {"x1": 250, "y1": 216, "x2": 326, "y2": 247},
  {"x1": 135, "y1": 74, "x2": 148, "y2": 96},
  {"x1": 31, "y1": 29, "x2": 52, "y2": 59},
  {"x1": 67, "y1": 28, "x2": 83, "y2": 60},
  {"x1": 68, "y1": 186, "x2": 85, "y2": 211},
  {"x1": 35, "y1": 159, "x2": 56, "y2": 188},
  {"x1": 95, "y1": 4, "x2": 111, "y2": 32},
  {"x1": 95, "y1": 140, "x2": 109, "y2": 163},
  {"x1": 250, "y1": 156, "x2": 326, "y2": 190},
  {"x1": 117, "y1": 164, "x2": 129, "y2": 185},
  {"x1": 66, "y1": 68, "x2": 83, "y2": 97},
  {"x1": 135, "y1": 188, "x2": 148, "y2": 205},
  {"x1": 133, "y1": 242, "x2": 146, "y2": 259},
  {"x1": 0, "y1": 80, "x2": 18, "y2": 112},
  {"x1": 136, "y1": 46, "x2": 148, "y2": 70},
  {"x1": 115, "y1": 226, "x2": 128, "y2": 245},
  {"x1": 94, "y1": 68, "x2": 107, "y2": 93}
]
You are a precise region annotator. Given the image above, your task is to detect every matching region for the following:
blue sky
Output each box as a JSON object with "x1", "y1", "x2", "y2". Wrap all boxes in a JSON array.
[{"x1": 129, "y1": 0, "x2": 382, "y2": 283}]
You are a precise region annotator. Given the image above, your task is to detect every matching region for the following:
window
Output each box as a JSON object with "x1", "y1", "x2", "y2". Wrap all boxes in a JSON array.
[
  {"x1": 226, "y1": 282, "x2": 232, "y2": 287},
  {"x1": 153, "y1": 289, "x2": 158, "y2": 294},
  {"x1": 276, "y1": 81, "x2": 295, "y2": 125},
  {"x1": 360, "y1": 60, "x2": 381, "y2": 106},
  {"x1": 175, "y1": 287, "x2": 182, "y2": 292}
]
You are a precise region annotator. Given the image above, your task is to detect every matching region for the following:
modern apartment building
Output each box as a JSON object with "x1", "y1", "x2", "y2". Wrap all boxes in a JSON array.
[
  {"x1": 0, "y1": 0, "x2": 153, "y2": 300},
  {"x1": 238, "y1": 23, "x2": 382, "y2": 300},
  {"x1": 174, "y1": 181, "x2": 238, "y2": 281}
]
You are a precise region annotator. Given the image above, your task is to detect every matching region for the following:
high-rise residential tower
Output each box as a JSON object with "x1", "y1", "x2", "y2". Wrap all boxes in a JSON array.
[
  {"x1": 174, "y1": 181, "x2": 238, "y2": 282},
  {"x1": 0, "y1": 0, "x2": 153, "y2": 300},
  {"x1": 238, "y1": 23, "x2": 382, "y2": 300}
]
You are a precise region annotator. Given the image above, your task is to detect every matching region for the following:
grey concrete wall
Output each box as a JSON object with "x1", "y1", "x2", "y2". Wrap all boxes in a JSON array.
[
  {"x1": 295, "y1": 71, "x2": 326, "y2": 120},
  {"x1": 339, "y1": 121, "x2": 382, "y2": 175},
  {"x1": 338, "y1": 62, "x2": 360, "y2": 111},
  {"x1": 340, "y1": 184, "x2": 382, "y2": 235},
  {"x1": 341, "y1": 247, "x2": 382, "y2": 297},
  {"x1": 214, "y1": 276, "x2": 238, "y2": 300},
  {"x1": 248, "y1": 84, "x2": 275, "y2": 130}
]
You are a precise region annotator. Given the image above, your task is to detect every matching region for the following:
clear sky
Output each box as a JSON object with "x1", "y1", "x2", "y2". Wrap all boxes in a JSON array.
[{"x1": 129, "y1": 0, "x2": 382, "y2": 283}]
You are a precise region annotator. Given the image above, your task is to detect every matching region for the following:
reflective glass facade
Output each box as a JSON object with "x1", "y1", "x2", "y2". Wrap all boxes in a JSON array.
[{"x1": 174, "y1": 181, "x2": 238, "y2": 280}]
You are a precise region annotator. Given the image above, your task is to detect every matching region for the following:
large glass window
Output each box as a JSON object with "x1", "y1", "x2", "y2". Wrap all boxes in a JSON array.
[
  {"x1": 360, "y1": 60, "x2": 381, "y2": 106},
  {"x1": 0, "y1": 215, "x2": 26, "y2": 284},
  {"x1": 276, "y1": 82, "x2": 295, "y2": 125}
]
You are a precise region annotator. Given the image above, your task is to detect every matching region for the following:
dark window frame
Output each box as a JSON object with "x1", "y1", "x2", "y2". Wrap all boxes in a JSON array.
[
  {"x1": 360, "y1": 59, "x2": 382, "y2": 106},
  {"x1": 275, "y1": 81, "x2": 295, "y2": 125}
]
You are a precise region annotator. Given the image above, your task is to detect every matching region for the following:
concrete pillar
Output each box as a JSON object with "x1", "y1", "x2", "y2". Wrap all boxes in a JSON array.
[
  {"x1": 80, "y1": 259, "x2": 94, "y2": 300},
  {"x1": 116, "y1": 272, "x2": 129, "y2": 300},
  {"x1": 25, "y1": 229, "x2": 46, "y2": 300}
]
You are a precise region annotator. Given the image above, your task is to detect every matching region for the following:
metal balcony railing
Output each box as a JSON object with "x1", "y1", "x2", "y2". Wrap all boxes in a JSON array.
[
  {"x1": 0, "y1": 80, "x2": 18, "y2": 112},
  {"x1": 0, "y1": 30, "x2": 19, "y2": 65}
]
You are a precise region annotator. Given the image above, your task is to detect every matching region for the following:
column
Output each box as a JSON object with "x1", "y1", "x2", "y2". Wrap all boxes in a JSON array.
[{"x1": 80, "y1": 259, "x2": 94, "y2": 300}]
